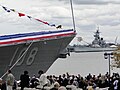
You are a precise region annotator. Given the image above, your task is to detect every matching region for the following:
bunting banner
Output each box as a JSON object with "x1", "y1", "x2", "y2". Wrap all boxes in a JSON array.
[
  {"x1": 0, "y1": 4, "x2": 62, "y2": 29},
  {"x1": 2, "y1": 6, "x2": 10, "y2": 12},
  {"x1": 18, "y1": 13, "x2": 25, "y2": 17}
]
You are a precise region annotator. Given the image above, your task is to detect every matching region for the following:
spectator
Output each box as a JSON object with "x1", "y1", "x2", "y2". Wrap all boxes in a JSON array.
[
  {"x1": 6, "y1": 70, "x2": 15, "y2": 90},
  {"x1": 0, "y1": 78, "x2": 6, "y2": 90},
  {"x1": 39, "y1": 70, "x2": 48, "y2": 88},
  {"x1": 20, "y1": 70, "x2": 30, "y2": 90},
  {"x1": 30, "y1": 74, "x2": 39, "y2": 88},
  {"x1": 50, "y1": 82, "x2": 60, "y2": 90}
]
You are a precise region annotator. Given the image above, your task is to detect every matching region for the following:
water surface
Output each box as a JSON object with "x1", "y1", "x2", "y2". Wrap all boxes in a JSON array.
[{"x1": 46, "y1": 52, "x2": 120, "y2": 76}]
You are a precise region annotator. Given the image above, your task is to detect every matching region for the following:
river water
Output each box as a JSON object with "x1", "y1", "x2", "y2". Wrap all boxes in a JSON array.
[{"x1": 46, "y1": 52, "x2": 120, "y2": 77}]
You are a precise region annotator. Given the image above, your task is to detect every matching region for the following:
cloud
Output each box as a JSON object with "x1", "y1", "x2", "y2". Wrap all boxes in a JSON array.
[
  {"x1": 0, "y1": 0, "x2": 120, "y2": 43},
  {"x1": 58, "y1": 0, "x2": 120, "y2": 5}
]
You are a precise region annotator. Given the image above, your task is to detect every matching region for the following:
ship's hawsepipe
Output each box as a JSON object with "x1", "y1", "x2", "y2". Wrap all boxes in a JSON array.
[{"x1": 0, "y1": 29, "x2": 75, "y2": 46}]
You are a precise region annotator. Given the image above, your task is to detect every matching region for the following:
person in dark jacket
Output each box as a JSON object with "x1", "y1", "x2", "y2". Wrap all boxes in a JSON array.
[
  {"x1": 20, "y1": 71, "x2": 30, "y2": 90},
  {"x1": 0, "y1": 78, "x2": 7, "y2": 90}
]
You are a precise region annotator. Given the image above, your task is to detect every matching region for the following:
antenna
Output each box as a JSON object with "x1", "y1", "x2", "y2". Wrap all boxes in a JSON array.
[{"x1": 70, "y1": 0, "x2": 76, "y2": 32}]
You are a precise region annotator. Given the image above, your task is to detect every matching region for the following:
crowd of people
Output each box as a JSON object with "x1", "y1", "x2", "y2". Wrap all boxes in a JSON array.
[
  {"x1": 0, "y1": 70, "x2": 120, "y2": 90},
  {"x1": 38, "y1": 72, "x2": 120, "y2": 90}
]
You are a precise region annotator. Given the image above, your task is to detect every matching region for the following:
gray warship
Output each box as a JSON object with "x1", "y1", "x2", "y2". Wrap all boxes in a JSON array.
[
  {"x1": 68, "y1": 28, "x2": 117, "y2": 52},
  {"x1": 0, "y1": 29, "x2": 75, "y2": 80}
]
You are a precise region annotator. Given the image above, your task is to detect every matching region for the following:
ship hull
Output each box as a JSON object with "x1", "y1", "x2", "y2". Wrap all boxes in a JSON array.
[
  {"x1": 0, "y1": 30, "x2": 75, "y2": 80},
  {"x1": 73, "y1": 46, "x2": 116, "y2": 53}
]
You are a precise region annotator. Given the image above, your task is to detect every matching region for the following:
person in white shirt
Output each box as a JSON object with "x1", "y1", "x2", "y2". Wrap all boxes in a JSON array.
[
  {"x1": 39, "y1": 70, "x2": 48, "y2": 88},
  {"x1": 6, "y1": 70, "x2": 15, "y2": 90}
]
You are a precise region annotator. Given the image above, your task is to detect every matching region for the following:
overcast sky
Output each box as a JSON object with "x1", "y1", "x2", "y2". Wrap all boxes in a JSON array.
[{"x1": 0, "y1": 0, "x2": 120, "y2": 44}]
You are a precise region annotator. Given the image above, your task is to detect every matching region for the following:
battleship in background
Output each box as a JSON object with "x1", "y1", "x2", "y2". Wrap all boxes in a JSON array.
[
  {"x1": 0, "y1": 29, "x2": 76, "y2": 80},
  {"x1": 68, "y1": 28, "x2": 117, "y2": 53}
]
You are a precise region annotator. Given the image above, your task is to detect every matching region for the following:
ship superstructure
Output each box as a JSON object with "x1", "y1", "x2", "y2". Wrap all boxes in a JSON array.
[{"x1": 91, "y1": 29, "x2": 106, "y2": 48}]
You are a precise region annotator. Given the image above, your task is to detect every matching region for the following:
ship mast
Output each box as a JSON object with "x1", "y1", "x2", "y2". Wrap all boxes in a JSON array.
[
  {"x1": 70, "y1": 0, "x2": 76, "y2": 32},
  {"x1": 94, "y1": 27, "x2": 100, "y2": 39}
]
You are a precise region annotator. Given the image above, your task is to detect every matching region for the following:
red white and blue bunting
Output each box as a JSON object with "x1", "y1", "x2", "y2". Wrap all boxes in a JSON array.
[{"x1": 0, "y1": 5, "x2": 62, "y2": 29}]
